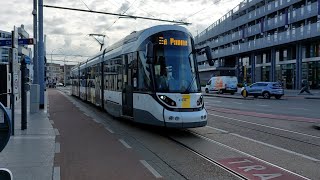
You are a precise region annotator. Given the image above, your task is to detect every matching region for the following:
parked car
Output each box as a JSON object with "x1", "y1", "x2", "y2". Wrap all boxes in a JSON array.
[
  {"x1": 205, "y1": 76, "x2": 238, "y2": 95},
  {"x1": 241, "y1": 82, "x2": 284, "y2": 99}
]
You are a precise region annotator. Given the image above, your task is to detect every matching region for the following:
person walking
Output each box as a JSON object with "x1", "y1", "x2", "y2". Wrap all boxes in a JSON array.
[{"x1": 299, "y1": 79, "x2": 312, "y2": 95}]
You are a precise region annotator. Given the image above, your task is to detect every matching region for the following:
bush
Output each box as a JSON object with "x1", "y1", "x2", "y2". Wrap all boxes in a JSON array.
[{"x1": 237, "y1": 83, "x2": 244, "y2": 88}]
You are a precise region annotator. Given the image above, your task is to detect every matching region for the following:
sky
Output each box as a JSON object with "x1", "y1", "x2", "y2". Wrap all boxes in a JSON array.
[{"x1": 1, "y1": 0, "x2": 242, "y2": 64}]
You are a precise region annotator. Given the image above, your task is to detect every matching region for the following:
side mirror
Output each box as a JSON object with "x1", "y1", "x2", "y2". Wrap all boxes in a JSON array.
[
  {"x1": 204, "y1": 46, "x2": 214, "y2": 66},
  {"x1": 146, "y1": 42, "x2": 154, "y2": 64},
  {"x1": 0, "y1": 169, "x2": 13, "y2": 180}
]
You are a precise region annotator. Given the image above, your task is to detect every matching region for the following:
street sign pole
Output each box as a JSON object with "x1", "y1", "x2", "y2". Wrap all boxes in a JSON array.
[
  {"x1": 21, "y1": 56, "x2": 27, "y2": 130},
  {"x1": 39, "y1": 0, "x2": 45, "y2": 109},
  {"x1": 10, "y1": 27, "x2": 18, "y2": 135}
]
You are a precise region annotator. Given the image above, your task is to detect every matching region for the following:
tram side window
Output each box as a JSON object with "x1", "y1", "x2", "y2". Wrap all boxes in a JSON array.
[{"x1": 137, "y1": 51, "x2": 151, "y2": 92}]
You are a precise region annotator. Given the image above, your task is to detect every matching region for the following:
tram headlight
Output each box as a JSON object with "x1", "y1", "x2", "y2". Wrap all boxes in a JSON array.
[
  {"x1": 158, "y1": 95, "x2": 176, "y2": 107},
  {"x1": 197, "y1": 95, "x2": 203, "y2": 106}
]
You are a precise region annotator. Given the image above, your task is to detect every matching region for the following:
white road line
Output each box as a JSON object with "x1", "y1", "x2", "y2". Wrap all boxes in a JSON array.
[
  {"x1": 55, "y1": 142, "x2": 60, "y2": 153},
  {"x1": 55, "y1": 128, "x2": 60, "y2": 136},
  {"x1": 228, "y1": 132, "x2": 320, "y2": 162},
  {"x1": 206, "y1": 126, "x2": 229, "y2": 133},
  {"x1": 233, "y1": 102, "x2": 243, "y2": 105},
  {"x1": 190, "y1": 131, "x2": 310, "y2": 179},
  {"x1": 289, "y1": 107, "x2": 308, "y2": 111},
  {"x1": 208, "y1": 113, "x2": 320, "y2": 139},
  {"x1": 140, "y1": 160, "x2": 163, "y2": 178},
  {"x1": 105, "y1": 126, "x2": 114, "y2": 133},
  {"x1": 257, "y1": 104, "x2": 269, "y2": 107},
  {"x1": 210, "y1": 100, "x2": 222, "y2": 103},
  {"x1": 53, "y1": 166, "x2": 61, "y2": 180},
  {"x1": 119, "y1": 139, "x2": 132, "y2": 149}
]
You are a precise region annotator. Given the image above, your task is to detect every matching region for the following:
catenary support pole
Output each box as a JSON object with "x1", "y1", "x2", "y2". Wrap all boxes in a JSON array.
[{"x1": 38, "y1": 0, "x2": 45, "y2": 108}]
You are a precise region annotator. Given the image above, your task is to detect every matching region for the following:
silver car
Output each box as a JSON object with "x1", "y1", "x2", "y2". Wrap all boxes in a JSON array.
[{"x1": 241, "y1": 82, "x2": 284, "y2": 99}]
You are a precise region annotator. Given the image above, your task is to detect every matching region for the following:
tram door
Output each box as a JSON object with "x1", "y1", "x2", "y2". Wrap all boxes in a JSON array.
[{"x1": 122, "y1": 54, "x2": 133, "y2": 117}]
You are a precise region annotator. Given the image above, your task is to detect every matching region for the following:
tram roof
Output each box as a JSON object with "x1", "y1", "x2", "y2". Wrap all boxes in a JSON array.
[{"x1": 72, "y1": 24, "x2": 192, "y2": 71}]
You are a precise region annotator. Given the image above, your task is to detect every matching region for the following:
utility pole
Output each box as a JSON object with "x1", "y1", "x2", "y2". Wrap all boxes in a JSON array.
[
  {"x1": 20, "y1": 56, "x2": 28, "y2": 130},
  {"x1": 38, "y1": 0, "x2": 45, "y2": 109},
  {"x1": 33, "y1": 0, "x2": 38, "y2": 84}
]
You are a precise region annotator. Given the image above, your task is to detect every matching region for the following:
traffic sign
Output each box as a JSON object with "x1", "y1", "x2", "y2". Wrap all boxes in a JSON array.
[
  {"x1": 0, "y1": 38, "x2": 35, "y2": 47},
  {"x1": 24, "y1": 56, "x2": 31, "y2": 64}
]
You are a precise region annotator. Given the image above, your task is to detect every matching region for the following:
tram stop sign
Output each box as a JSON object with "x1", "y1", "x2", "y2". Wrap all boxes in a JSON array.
[{"x1": 0, "y1": 102, "x2": 11, "y2": 152}]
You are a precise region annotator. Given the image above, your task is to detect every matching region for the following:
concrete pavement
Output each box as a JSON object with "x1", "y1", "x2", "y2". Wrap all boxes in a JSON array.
[{"x1": 0, "y1": 92, "x2": 55, "y2": 180}]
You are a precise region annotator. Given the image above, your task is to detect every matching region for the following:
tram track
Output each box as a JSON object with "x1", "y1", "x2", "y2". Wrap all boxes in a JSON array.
[
  {"x1": 163, "y1": 131, "x2": 247, "y2": 180},
  {"x1": 60, "y1": 89, "x2": 313, "y2": 179},
  {"x1": 205, "y1": 104, "x2": 320, "y2": 123},
  {"x1": 163, "y1": 128, "x2": 310, "y2": 180},
  {"x1": 204, "y1": 107, "x2": 320, "y2": 148}
]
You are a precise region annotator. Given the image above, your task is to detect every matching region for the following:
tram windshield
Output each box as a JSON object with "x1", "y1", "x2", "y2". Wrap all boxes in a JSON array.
[{"x1": 153, "y1": 31, "x2": 200, "y2": 93}]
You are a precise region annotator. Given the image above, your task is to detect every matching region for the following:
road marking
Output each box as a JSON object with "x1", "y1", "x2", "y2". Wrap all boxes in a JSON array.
[
  {"x1": 55, "y1": 142, "x2": 60, "y2": 153},
  {"x1": 210, "y1": 100, "x2": 222, "y2": 103},
  {"x1": 105, "y1": 126, "x2": 114, "y2": 134},
  {"x1": 140, "y1": 160, "x2": 162, "y2": 178},
  {"x1": 206, "y1": 126, "x2": 229, "y2": 133},
  {"x1": 289, "y1": 107, "x2": 308, "y2": 111},
  {"x1": 229, "y1": 132, "x2": 320, "y2": 162},
  {"x1": 208, "y1": 113, "x2": 320, "y2": 139},
  {"x1": 257, "y1": 104, "x2": 269, "y2": 107},
  {"x1": 53, "y1": 166, "x2": 60, "y2": 180},
  {"x1": 233, "y1": 102, "x2": 243, "y2": 105},
  {"x1": 119, "y1": 139, "x2": 132, "y2": 149},
  {"x1": 189, "y1": 131, "x2": 310, "y2": 179},
  {"x1": 54, "y1": 128, "x2": 60, "y2": 136},
  {"x1": 12, "y1": 135, "x2": 55, "y2": 140},
  {"x1": 92, "y1": 118, "x2": 100, "y2": 123}
]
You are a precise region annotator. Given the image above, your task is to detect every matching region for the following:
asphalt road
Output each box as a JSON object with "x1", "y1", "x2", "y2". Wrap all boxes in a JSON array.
[
  {"x1": 57, "y1": 87, "x2": 320, "y2": 179},
  {"x1": 204, "y1": 95, "x2": 320, "y2": 119}
]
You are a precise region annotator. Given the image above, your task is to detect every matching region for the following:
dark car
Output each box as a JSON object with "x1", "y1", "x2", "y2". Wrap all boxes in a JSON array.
[{"x1": 241, "y1": 82, "x2": 284, "y2": 99}]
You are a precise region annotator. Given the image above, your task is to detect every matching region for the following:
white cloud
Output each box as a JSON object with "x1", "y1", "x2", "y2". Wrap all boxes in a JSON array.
[{"x1": 1, "y1": 0, "x2": 242, "y2": 64}]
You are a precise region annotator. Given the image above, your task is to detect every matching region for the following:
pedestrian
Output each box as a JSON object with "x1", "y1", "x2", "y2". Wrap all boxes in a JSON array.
[{"x1": 299, "y1": 79, "x2": 312, "y2": 95}]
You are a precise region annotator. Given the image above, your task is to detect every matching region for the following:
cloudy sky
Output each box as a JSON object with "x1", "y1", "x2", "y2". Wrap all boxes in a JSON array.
[{"x1": 1, "y1": 0, "x2": 242, "y2": 64}]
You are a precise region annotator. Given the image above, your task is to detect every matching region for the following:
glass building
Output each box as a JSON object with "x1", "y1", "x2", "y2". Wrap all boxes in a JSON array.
[{"x1": 195, "y1": 0, "x2": 320, "y2": 89}]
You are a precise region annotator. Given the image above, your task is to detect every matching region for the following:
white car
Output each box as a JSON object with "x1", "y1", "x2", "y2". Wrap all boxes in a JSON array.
[{"x1": 205, "y1": 76, "x2": 238, "y2": 94}]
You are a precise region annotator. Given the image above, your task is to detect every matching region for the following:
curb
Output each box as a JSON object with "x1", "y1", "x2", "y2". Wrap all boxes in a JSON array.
[
  {"x1": 203, "y1": 94, "x2": 254, "y2": 100},
  {"x1": 304, "y1": 97, "x2": 320, "y2": 100}
]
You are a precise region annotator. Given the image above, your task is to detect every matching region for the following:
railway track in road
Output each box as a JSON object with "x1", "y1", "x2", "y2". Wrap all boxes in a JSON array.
[
  {"x1": 58, "y1": 89, "x2": 313, "y2": 179},
  {"x1": 205, "y1": 104, "x2": 320, "y2": 124},
  {"x1": 164, "y1": 129, "x2": 310, "y2": 180},
  {"x1": 164, "y1": 131, "x2": 247, "y2": 180},
  {"x1": 204, "y1": 106, "x2": 320, "y2": 148}
]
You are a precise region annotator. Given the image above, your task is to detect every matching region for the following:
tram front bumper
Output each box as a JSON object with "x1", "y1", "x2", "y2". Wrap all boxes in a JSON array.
[{"x1": 164, "y1": 108, "x2": 207, "y2": 128}]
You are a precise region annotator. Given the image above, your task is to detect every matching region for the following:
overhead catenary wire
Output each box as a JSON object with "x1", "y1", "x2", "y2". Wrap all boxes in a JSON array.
[{"x1": 42, "y1": 5, "x2": 191, "y2": 25}]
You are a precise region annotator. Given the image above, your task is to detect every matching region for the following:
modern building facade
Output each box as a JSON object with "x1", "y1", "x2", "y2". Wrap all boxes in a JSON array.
[
  {"x1": 46, "y1": 63, "x2": 63, "y2": 86},
  {"x1": 0, "y1": 30, "x2": 11, "y2": 63},
  {"x1": 195, "y1": 0, "x2": 320, "y2": 89},
  {"x1": 0, "y1": 26, "x2": 33, "y2": 107}
]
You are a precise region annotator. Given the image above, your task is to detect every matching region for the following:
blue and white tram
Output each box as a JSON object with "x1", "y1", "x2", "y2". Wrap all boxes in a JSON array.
[{"x1": 71, "y1": 25, "x2": 213, "y2": 128}]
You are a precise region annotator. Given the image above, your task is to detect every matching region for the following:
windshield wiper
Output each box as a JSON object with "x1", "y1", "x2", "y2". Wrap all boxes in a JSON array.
[{"x1": 183, "y1": 75, "x2": 196, "y2": 94}]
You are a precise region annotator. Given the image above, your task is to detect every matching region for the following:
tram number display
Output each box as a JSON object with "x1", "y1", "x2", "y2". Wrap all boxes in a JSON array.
[{"x1": 158, "y1": 37, "x2": 188, "y2": 46}]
